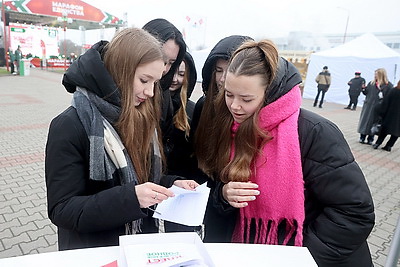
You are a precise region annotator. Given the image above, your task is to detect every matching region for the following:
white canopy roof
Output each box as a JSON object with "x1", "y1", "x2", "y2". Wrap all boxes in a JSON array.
[
  {"x1": 303, "y1": 33, "x2": 400, "y2": 106},
  {"x1": 315, "y1": 33, "x2": 400, "y2": 58}
]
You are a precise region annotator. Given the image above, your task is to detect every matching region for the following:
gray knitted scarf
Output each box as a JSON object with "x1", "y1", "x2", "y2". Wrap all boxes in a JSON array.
[{"x1": 72, "y1": 87, "x2": 162, "y2": 233}]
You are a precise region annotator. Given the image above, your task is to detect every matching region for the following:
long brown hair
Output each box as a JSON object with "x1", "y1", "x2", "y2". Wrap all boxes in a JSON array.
[
  {"x1": 173, "y1": 60, "x2": 191, "y2": 138},
  {"x1": 103, "y1": 28, "x2": 164, "y2": 184},
  {"x1": 195, "y1": 71, "x2": 220, "y2": 175},
  {"x1": 197, "y1": 40, "x2": 279, "y2": 182}
]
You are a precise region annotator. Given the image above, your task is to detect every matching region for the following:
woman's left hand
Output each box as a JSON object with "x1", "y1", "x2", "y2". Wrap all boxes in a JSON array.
[{"x1": 173, "y1": 180, "x2": 199, "y2": 190}]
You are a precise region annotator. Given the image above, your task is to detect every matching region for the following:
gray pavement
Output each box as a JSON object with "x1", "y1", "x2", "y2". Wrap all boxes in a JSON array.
[{"x1": 0, "y1": 68, "x2": 399, "y2": 266}]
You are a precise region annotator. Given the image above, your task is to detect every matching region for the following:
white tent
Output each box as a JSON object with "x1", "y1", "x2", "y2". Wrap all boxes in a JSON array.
[{"x1": 303, "y1": 33, "x2": 400, "y2": 106}]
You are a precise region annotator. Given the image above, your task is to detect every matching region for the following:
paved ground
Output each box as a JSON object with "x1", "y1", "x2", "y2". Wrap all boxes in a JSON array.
[{"x1": 0, "y1": 68, "x2": 399, "y2": 266}]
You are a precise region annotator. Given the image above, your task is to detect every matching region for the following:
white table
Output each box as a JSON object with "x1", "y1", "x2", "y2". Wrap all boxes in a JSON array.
[{"x1": 0, "y1": 243, "x2": 316, "y2": 267}]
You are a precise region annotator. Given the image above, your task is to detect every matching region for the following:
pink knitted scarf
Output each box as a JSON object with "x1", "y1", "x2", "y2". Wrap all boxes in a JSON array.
[{"x1": 231, "y1": 86, "x2": 304, "y2": 246}]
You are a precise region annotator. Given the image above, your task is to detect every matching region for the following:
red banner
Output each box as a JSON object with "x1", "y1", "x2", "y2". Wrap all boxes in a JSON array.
[{"x1": 3, "y1": 0, "x2": 122, "y2": 24}]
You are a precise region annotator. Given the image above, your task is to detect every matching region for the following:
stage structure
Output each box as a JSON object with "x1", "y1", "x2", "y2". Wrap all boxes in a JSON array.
[{"x1": 1, "y1": 0, "x2": 124, "y2": 68}]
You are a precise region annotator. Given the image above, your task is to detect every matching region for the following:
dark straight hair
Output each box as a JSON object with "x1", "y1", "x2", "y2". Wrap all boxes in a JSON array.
[{"x1": 143, "y1": 18, "x2": 187, "y2": 90}]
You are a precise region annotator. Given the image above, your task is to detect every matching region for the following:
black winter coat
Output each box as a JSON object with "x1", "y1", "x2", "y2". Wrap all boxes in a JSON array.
[
  {"x1": 358, "y1": 81, "x2": 393, "y2": 135},
  {"x1": 379, "y1": 87, "x2": 400, "y2": 136},
  {"x1": 165, "y1": 52, "x2": 197, "y2": 176},
  {"x1": 204, "y1": 109, "x2": 375, "y2": 267},
  {"x1": 348, "y1": 76, "x2": 366, "y2": 96},
  {"x1": 46, "y1": 107, "x2": 176, "y2": 250}
]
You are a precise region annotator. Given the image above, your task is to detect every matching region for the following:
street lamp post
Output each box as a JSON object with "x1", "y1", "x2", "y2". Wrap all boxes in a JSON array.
[
  {"x1": 343, "y1": 12, "x2": 349, "y2": 43},
  {"x1": 337, "y1": 7, "x2": 350, "y2": 44},
  {"x1": 62, "y1": 11, "x2": 67, "y2": 71},
  {"x1": 2, "y1": 0, "x2": 9, "y2": 71}
]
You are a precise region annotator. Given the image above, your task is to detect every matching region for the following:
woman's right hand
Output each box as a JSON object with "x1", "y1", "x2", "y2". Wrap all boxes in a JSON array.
[
  {"x1": 222, "y1": 181, "x2": 260, "y2": 208},
  {"x1": 135, "y1": 182, "x2": 175, "y2": 208}
]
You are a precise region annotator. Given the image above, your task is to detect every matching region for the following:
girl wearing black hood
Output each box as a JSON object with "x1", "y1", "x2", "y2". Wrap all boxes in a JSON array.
[
  {"x1": 167, "y1": 51, "x2": 197, "y2": 175},
  {"x1": 192, "y1": 35, "x2": 252, "y2": 145},
  {"x1": 45, "y1": 28, "x2": 198, "y2": 251},
  {"x1": 199, "y1": 39, "x2": 375, "y2": 267},
  {"x1": 190, "y1": 35, "x2": 253, "y2": 240},
  {"x1": 142, "y1": 18, "x2": 187, "y2": 161},
  {"x1": 164, "y1": 51, "x2": 203, "y2": 233}
]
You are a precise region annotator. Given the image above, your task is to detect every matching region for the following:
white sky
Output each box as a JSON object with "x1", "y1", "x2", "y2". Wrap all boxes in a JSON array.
[{"x1": 78, "y1": 0, "x2": 400, "y2": 49}]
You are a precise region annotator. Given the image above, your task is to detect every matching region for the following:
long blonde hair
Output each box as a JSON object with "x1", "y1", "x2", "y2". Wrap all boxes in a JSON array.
[
  {"x1": 197, "y1": 40, "x2": 279, "y2": 182},
  {"x1": 103, "y1": 28, "x2": 164, "y2": 184},
  {"x1": 374, "y1": 68, "x2": 389, "y2": 86}
]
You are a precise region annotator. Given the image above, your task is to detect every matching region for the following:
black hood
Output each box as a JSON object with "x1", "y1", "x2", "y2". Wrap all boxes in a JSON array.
[
  {"x1": 62, "y1": 40, "x2": 121, "y2": 107},
  {"x1": 265, "y1": 57, "x2": 302, "y2": 105},
  {"x1": 142, "y1": 18, "x2": 187, "y2": 92},
  {"x1": 202, "y1": 35, "x2": 252, "y2": 93},
  {"x1": 184, "y1": 51, "x2": 197, "y2": 99}
]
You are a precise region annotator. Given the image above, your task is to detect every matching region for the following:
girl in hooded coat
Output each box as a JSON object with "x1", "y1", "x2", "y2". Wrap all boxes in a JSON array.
[{"x1": 142, "y1": 18, "x2": 187, "y2": 161}]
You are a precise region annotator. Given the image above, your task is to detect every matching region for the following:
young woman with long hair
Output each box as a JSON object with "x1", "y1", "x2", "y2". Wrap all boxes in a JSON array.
[{"x1": 45, "y1": 28, "x2": 197, "y2": 251}]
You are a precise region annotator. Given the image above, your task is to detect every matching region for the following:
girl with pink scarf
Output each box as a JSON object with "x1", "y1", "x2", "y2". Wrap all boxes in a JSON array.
[{"x1": 197, "y1": 39, "x2": 375, "y2": 266}]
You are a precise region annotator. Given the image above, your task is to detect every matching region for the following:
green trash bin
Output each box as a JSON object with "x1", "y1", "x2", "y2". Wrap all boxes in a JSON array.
[{"x1": 19, "y1": 59, "x2": 30, "y2": 76}]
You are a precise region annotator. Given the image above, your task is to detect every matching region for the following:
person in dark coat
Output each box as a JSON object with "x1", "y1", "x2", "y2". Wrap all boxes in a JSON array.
[
  {"x1": 358, "y1": 68, "x2": 393, "y2": 144},
  {"x1": 373, "y1": 80, "x2": 400, "y2": 151},
  {"x1": 197, "y1": 39, "x2": 375, "y2": 267},
  {"x1": 166, "y1": 51, "x2": 197, "y2": 176},
  {"x1": 45, "y1": 28, "x2": 198, "y2": 251},
  {"x1": 8, "y1": 47, "x2": 15, "y2": 74},
  {"x1": 164, "y1": 51, "x2": 201, "y2": 233},
  {"x1": 189, "y1": 35, "x2": 253, "y2": 239},
  {"x1": 142, "y1": 18, "x2": 187, "y2": 161},
  {"x1": 344, "y1": 71, "x2": 366, "y2": 110},
  {"x1": 14, "y1": 45, "x2": 22, "y2": 75}
]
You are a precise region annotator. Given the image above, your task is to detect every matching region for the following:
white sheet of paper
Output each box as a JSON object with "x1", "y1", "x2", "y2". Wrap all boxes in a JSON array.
[{"x1": 153, "y1": 182, "x2": 210, "y2": 226}]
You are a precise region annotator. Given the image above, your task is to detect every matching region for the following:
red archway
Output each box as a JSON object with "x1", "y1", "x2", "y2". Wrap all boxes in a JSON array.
[{"x1": 1, "y1": 0, "x2": 124, "y2": 69}]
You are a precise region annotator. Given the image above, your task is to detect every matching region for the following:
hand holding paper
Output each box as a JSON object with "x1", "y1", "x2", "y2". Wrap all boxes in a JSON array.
[{"x1": 153, "y1": 182, "x2": 210, "y2": 226}]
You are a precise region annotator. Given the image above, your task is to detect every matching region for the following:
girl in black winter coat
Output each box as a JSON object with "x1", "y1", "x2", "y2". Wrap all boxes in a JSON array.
[
  {"x1": 166, "y1": 51, "x2": 197, "y2": 176},
  {"x1": 187, "y1": 35, "x2": 254, "y2": 239},
  {"x1": 358, "y1": 68, "x2": 393, "y2": 144},
  {"x1": 45, "y1": 28, "x2": 198, "y2": 251},
  {"x1": 198, "y1": 39, "x2": 375, "y2": 267},
  {"x1": 142, "y1": 18, "x2": 187, "y2": 161},
  {"x1": 164, "y1": 51, "x2": 202, "y2": 233},
  {"x1": 373, "y1": 80, "x2": 400, "y2": 151}
]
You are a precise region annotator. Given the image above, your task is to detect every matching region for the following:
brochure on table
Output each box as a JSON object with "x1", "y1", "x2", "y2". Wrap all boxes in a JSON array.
[{"x1": 118, "y1": 232, "x2": 215, "y2": 267}]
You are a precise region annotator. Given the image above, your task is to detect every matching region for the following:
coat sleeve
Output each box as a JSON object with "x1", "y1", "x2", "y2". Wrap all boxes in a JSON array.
[
  {"x1": 299, "y1": 112, "x2": 375, "y2": 263},
  {"x1": 45, "y1": 109, "x2": 147, "y2": 233}
]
